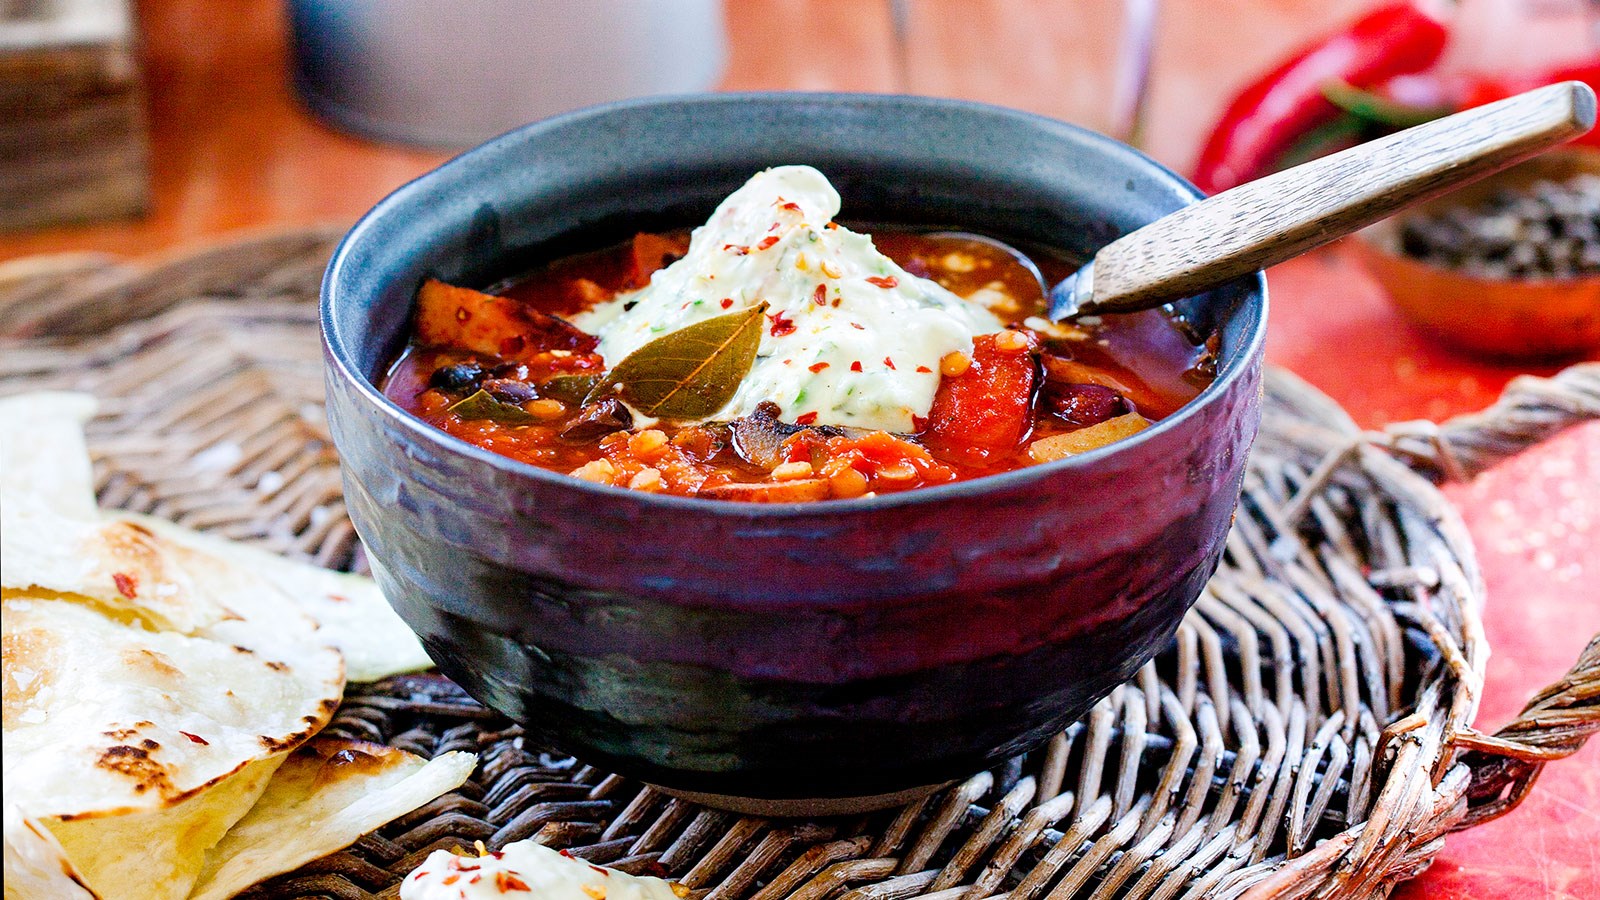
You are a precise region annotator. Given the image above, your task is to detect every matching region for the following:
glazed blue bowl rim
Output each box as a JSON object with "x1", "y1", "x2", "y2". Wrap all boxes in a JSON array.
[{"x1": 322, "y1": 91, "x2": 1269, "y2": 516}]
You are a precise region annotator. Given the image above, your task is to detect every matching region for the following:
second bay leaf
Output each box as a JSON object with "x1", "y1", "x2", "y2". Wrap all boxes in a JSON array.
[{"x1": 448, "y1": 390, "x2": 536, "y2": 424}]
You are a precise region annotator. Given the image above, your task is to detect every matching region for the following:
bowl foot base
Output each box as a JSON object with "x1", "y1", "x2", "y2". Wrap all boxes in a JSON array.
[{"x1": 655, "y1": 781, "x2": 949, "y2": 817}]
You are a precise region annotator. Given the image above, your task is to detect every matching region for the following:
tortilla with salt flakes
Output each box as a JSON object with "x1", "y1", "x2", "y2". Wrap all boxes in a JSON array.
[
  {"x1": 120, "y1": 513, "x2": 434, "y2": 682},
  {"x1": 0, "y1": 387, "x2": 427, "y2": 679},
  {"x1": 2, "y1": 392, "x2": 466, "y2": 898},
  {"x1": 4, "y1": 557, "x2": 342, "y2": 898},
  {"x1": 0, "y1": 394, "x2": 226, "y2": 634},
  {"x1": 188, "y1": 739, "x2": 476, "y2": 900},
  {"x1": 2, "y1": 516, "x2": 234, "y2": 633},
  {"x1": 46, "y1": 758, "x2": 282, "y2": 900},
  {"x1": 2, "y1": 596, "x2": 339, "y2": 821},
  {"x1": 3, "y1": 807, "x2": 94, "y2": 900},
  {"x1": 0, "y1": 392, "x2": 97, "y2": 522}
]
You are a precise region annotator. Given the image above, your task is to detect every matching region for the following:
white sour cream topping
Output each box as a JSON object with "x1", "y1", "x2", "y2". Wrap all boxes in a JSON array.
[
  {"x1": 572, "y1": 166, "x2": 1002, "y2": 431},
  {"x1": 401, "y1": 840, "x2": 683, "y2": 900}
]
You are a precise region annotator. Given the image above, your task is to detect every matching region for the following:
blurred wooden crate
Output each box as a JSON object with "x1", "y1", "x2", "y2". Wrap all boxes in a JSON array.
[{"x1": 0, "y1": 0, "x2": 149, "y2": 231}]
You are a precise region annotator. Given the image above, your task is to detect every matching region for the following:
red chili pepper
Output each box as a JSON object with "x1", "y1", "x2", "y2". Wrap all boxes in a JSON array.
[{"x1": 1192, "y1": 1, "x2": 1449, "y2": 194}]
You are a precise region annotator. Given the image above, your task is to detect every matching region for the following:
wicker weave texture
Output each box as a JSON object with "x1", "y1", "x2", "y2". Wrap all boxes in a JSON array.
[{"x1": 1, "y1": 230, "x2": 1595, "y2": 900}]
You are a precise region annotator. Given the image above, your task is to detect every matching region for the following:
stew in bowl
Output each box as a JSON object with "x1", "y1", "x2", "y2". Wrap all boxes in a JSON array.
[{"x1": 382, "y1": 166, "x2": 1219, "y2": 502}]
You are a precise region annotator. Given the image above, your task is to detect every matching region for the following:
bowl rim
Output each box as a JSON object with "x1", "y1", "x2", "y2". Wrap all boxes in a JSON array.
[{"x1": 322, "y1": 91, "x2": 1269, "y2": 516}]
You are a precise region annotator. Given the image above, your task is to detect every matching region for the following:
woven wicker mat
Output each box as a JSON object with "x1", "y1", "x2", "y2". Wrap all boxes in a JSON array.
[{"x1": 2, "y1": 229, "x2": 1597, "y2": 900}]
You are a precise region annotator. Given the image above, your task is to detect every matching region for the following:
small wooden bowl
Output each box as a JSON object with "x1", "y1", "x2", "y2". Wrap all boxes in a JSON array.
[{"x1": 1353, "y1": 148, "x2": 1600, "y2": 359}]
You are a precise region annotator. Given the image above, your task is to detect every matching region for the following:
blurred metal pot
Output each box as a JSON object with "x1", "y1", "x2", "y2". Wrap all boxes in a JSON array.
[{"x1": 288, "y1": 0, "x2": 726, "y2": 148}]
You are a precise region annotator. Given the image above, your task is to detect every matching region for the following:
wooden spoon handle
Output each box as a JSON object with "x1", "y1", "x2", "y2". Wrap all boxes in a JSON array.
[{"x1": 1084, "y1": 81, "x2": 1597, "y2": 314}]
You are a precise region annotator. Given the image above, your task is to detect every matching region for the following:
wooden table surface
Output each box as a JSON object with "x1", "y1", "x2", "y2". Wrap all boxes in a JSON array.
[{"x1": 2, "y1": 1, "x2": 1595, "y2": 896}]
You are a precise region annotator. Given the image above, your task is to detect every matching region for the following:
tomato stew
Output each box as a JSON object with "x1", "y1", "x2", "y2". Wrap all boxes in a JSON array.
[{"x1": 382, "y1": 230, "x2": 1218, "y2": 502}]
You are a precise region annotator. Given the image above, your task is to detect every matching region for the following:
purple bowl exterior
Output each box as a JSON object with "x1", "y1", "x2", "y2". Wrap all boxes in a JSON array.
[
  {"x1": 329, "y1": 360, "x2": 1257, "y2": 798},
  {"x1": 323, "y1": 93, "x2": 1267, "y2": 801}
]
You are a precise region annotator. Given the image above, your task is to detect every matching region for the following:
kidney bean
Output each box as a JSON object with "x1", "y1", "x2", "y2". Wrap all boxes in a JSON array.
[
  {"x1": 482, "y1": 379, "x2": 540, "y2": 404},
  {"x1": 1044, "y1": 383, "x2": 1128, "y2": 427}
]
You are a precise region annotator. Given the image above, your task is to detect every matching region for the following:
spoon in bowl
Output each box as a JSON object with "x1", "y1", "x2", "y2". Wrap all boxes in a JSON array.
[{"x1": 940, "y1": 80, "x2": 1596, "y2": 320}]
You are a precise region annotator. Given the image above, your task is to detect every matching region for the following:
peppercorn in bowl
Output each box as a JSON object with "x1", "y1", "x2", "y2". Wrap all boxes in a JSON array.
[
  {"x1": 322, "y1": 93, "x2": 1267, "y2": 812},
  {"x1": 1355, "y1": 148, "x2": 1600, "y2": 358}
]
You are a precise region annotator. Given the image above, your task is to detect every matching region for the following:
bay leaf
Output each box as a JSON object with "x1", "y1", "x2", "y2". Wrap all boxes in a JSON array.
[
  {"x1": 538, "y1": 373, "x2": 601, "y2": 404},
  {"x1": 587, "y1": 303, "x2": 767, "y2": 420},
  {"x1": 448, "y1": 389, "x2": 536, "y2": 424}
]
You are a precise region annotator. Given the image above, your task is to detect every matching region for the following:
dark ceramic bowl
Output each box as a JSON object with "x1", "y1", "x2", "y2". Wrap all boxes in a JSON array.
[{"x1": 323, "y1": 93, "x2": 1267, "y2": 813}]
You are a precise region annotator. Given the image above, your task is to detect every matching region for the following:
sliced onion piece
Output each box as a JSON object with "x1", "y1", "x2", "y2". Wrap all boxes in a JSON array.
[{"x1": 1027, "y1": 413, "x2": 1151, "y2": 464}]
